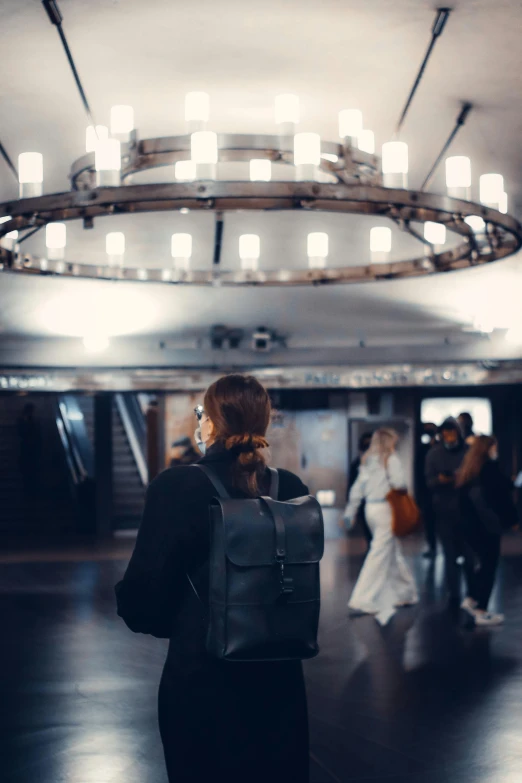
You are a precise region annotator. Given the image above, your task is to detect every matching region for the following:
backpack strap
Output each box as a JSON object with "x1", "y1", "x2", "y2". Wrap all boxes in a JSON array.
[
  {"x1": 269, "y1": 467, "x2": 279, "y2": 500},
  {"x1": 195, "y1": 464, "x2": 231, "y2": 498}
]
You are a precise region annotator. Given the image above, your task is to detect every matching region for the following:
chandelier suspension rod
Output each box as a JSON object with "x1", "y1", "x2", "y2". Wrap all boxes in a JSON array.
[
  {"x1": 42, "y1": 0, "x2": 98, "y2": 130},
  {"x1": 395, "y1": 7, "x2": 452, "y2": 136},
  {"x1": 213, "y1": 212, "x2": 225, "y2": 267},
  {"x1": 0, "y1": 140, "x2": 18, "y2": 182},
  {"x1": 420, "y1": 102, "x2": 473, "y2": 191}
]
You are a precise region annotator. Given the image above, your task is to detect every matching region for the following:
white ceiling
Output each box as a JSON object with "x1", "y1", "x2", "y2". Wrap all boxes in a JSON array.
[{"x1": 1, "y1": 0, "x2": 522, "y2": 352}]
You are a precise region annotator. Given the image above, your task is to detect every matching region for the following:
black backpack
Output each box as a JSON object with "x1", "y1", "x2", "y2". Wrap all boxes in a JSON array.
[{"x1": 187, "y1": 464, "x2": 324, "y2": 663}]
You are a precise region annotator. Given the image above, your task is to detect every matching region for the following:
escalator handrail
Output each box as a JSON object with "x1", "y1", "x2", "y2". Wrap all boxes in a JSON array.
[
  {"x1": 57, "y1": 399, "x2": 89, "y2": 482},
  {"x1": 115, "y1": 393, "x2": 148, "y2": 486}
]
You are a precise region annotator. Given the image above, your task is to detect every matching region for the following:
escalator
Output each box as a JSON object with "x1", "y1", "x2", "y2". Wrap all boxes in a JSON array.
[
  {"x1": 74, "y1": 394, "x2": 147, "y2": 530},
  {"x1": 0, "y1": 392, "x2": 149, "y2": 539}
]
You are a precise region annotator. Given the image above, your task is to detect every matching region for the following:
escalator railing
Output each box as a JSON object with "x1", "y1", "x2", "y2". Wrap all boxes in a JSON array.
[{"x1": 115, "y1": 393, "x2": 148, "y2": 486}]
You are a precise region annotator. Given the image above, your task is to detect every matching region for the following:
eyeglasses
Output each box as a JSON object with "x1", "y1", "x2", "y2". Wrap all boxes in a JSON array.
[{"x1": 194, "y1": 405, "x2": 205, "y2": 422}]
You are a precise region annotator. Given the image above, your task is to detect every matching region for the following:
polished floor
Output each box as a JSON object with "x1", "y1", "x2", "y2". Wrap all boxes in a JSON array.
[{"x1": 2, "y1": 534, "x2": 522, "y2": 783}]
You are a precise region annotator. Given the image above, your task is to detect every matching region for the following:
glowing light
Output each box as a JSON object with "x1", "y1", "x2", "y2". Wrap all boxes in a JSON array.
[
  {"x1": 307, "y1": 232, "x2": 328, "y2": 268},
  {"x1": 239, "y1": 234, "x2": 260, "y2": 271},
  {"x1": 480, "y1": 173, "x2": 504, "y2": 206},
  {"x1": 465, "y1": 215, "x2": 486, "y2": 233},
  {"x1": 171, "y1": 232, "x2": 192, "y2": 265},
  {"x1": 18, "y1": 152, "x2": 43, "y2": 197},
  {"x1": 46, "y1": 223, "x2": 66, "y2": 260},
  {"x1": 499, "y1": 192, "x2": 508, "y2": 214},
  {"x1": 370, "y1": 226, "x2": 392, "y2": 262},
  {"x1": 424, "y1": 222, "x2": 446, "y2": 246},
  {"x1": 190, "y1": 131, "x2": 218, "y2": 164},
  {"x1": 250, "y1": 159, "x2": 272, "y2": 181},
  {"x1": 382, "y1": 142, "x2": 408, "y2": 189},
  {"x1": 446, "y1": 156, "x2": 471, "y2": 189},
  {"x1": 294, "y1": 133, "x2": 321, "y2": 166},
  {"x1": 95, "y1": 139, "x2": 121, "y2": 186},
  {"x1": 175, "y1": 160, "x2": 196, "y2": 181}
]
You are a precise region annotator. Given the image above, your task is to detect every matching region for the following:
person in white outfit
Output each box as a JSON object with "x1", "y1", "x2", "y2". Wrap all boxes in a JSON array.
[{"x1": 344, "y1": 428, "x2": 418, "y2": 617}]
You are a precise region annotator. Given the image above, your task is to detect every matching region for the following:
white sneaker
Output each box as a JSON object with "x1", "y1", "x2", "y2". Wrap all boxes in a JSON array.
[
  {"x1": 473, "y1": 610, "x2": 504, "y2": 627},
  {"x1": 461, "y1": 597, "x2": 478, "y2": 615}
]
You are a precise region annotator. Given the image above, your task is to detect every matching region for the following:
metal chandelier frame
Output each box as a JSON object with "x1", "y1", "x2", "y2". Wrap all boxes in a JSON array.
[
  {"x1": 0, "y1": 132, "x2": 521, "y2": 287},
  {"x1": 0, "y1": 4, "x2": 521, "y2": 287}
]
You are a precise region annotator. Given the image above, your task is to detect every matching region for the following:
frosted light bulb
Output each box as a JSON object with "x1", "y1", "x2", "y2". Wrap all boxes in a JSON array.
[
  {"x1": 307, "y1": 232, "x2": 328, "y2": 269},
  {"x1": 250, "y1": 159, "x2": 272, "y2": 182},
  {"x1": 46, "y1": 222, "x2": 67, "y2": 260},
  {"x1": 191, "y1": 131, "x2": 218, "y2": 180},
  {"x1": 171, "y1": 233, "x2": 193, "y2": 271},
  {"x1": 294, "y1": 132, "x2": 320, "y2": 181},
  {"x1": 382, "y1": 142, "x2": 408, "y2": 188},
  {"x1": 95, "y1": 139, "x2": 121, "y2": 186},
  {"x1": 175, "y1": 160, "x2": 196, "y2": 181},
  {"x1": 18, "y1": 152, "x2": 43, "y2": 197},
  {"x1": 480, "y1": 173, "x2": 504, "y2": 207},
  {"x1": 370, "y1": 226, "x2": 392, "y2": 263},
  {"x1": 424, "y1": 222, "x2": 446, "y2": 247},
  {"x1": 106, "y1": 232, "x2": 125, "y2": 266},
  {"x1": 239, "y1": 234, "x2": 260, "y2": 271}
]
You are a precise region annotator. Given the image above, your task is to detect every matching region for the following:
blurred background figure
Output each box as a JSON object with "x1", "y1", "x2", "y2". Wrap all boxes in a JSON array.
[
  {"x1": 344, "y1": 428, "x2": 418, "y2": 620},
  {"x1": 347, "y1": 431, "x2": 374, "y2": 548},
  {"x1": 425, "y1": 418, "x2": 467, "y2": 611},
  {"x1": 457, "y1": 435, "x2": 519, "y2": 626},
  {"x1": 457, "y1": 412, "x2": 475, "y2": 446},
  {"x1": 169, "y1": 436, "x2": 200, "y2": 467},
  {"x1": 416, "y1": 422, "x2": 438, "y2": 559},
  {"x1": 16, "y1": 402, "x2": 42, "y2": 497}
]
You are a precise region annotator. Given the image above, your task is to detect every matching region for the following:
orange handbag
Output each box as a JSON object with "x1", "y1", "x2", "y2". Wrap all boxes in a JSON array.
[{"x1": 386, "y1": 488, "x2": 420, "y2": 538}]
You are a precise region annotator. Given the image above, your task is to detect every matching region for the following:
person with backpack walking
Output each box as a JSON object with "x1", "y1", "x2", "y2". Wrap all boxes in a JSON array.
[
  {"x1": 343, "y1": 428, "x2": 418, "y2": 619},
  {"x1": 115, "y1": 374, "x2": 322, "y2": 783},
  {"x1": 456, "y1": 435, "x2": 518, "y2": 626}
]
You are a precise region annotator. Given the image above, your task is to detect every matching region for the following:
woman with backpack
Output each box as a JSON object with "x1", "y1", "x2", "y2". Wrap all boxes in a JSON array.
[
  {"x1": 115, "y1": 374, "x2": 317, "y2": 783},
  {"x1": 344, "y1": 428, "x2": 418, "y2": 618},
  {"x1": 456, "y1": 435, "x2": 518, "y2": 627}
]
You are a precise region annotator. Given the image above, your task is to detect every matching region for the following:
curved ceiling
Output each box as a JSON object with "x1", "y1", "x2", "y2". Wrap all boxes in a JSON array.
[{"x1": 1, "y1": 0, "x2": 521, "y2": 354}]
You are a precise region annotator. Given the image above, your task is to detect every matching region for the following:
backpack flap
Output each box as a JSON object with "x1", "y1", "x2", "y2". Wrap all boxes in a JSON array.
[{"x1": 216, "y1": 495, "x2": 324, "y2": 568}]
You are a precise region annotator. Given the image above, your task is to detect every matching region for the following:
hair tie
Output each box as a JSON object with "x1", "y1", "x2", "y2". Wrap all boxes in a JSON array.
[{"x1": 225, "y1": 434, "x2": 269, "y2": 452}]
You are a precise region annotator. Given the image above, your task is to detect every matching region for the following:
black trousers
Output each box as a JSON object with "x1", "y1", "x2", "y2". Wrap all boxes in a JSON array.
[
  {"x1": 462, "y1": 523, "x2": 501, "y2": 611},
  {"x1": 158, "y1": 659, "x2": 309, "y2": 783},
  {"x1": 422, "y1": 500, "x2": 436, "y2": 552},
  {"x1": 436, "y1": 513, "x2": 464, "y2": 601}
]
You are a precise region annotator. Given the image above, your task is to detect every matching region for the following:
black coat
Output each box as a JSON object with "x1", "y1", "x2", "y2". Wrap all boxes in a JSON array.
[
  {"x1": 459, "y1": 460, "x2": 518, "y2": 534},
  {"x1": 115, "y1": 444, "x2": 310, "y2": 783}
]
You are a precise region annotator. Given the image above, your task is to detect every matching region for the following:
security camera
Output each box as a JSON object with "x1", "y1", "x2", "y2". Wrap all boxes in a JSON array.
[
  {"x1": 252, "y1": 326, "x2": 272, "y2": 352},
  {"x1": 227, "y1": 328, "x2": 244, "y2": 349}
]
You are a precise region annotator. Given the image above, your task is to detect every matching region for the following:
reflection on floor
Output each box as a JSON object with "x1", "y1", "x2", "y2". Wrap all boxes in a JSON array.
[{"x1": 2, "y1": 535, "x2": 522, "y2": 783}]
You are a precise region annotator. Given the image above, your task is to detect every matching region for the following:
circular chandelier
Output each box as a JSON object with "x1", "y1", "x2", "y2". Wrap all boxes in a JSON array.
[{"x1": 0, "y1": 7, "x2": 521, "y2": 288}]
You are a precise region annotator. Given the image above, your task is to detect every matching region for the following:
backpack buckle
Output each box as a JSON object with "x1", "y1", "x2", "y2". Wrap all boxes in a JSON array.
[{"x1": 277, "y1": 561, "x2": 295, "y2": 596}]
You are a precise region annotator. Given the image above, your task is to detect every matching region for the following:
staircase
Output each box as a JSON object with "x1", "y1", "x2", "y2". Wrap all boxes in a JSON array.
[
  {"x1": 112, "y1": 400, "x2": 146, "y2": 529},
  {"x1": 75, "y1": 396, "x2": 146, "y2": 530}
]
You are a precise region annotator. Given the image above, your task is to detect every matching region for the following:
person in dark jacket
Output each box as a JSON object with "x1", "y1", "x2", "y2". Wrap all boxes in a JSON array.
[
  {"x1": 456, "y1": 435, "x2": 518, "y2": 626},
  {"x1": 416, "y1": 422, "x2": 438, "y2": 558},
  {"x1": 347, "y1": 431, "x2": 373, "y2": 546},
  {"x1": 425, "y1": 417, "x2": 467, "y2": 607},
  {"x1": 115, "y1": 375, "x2": 310, "y2": 783}
]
